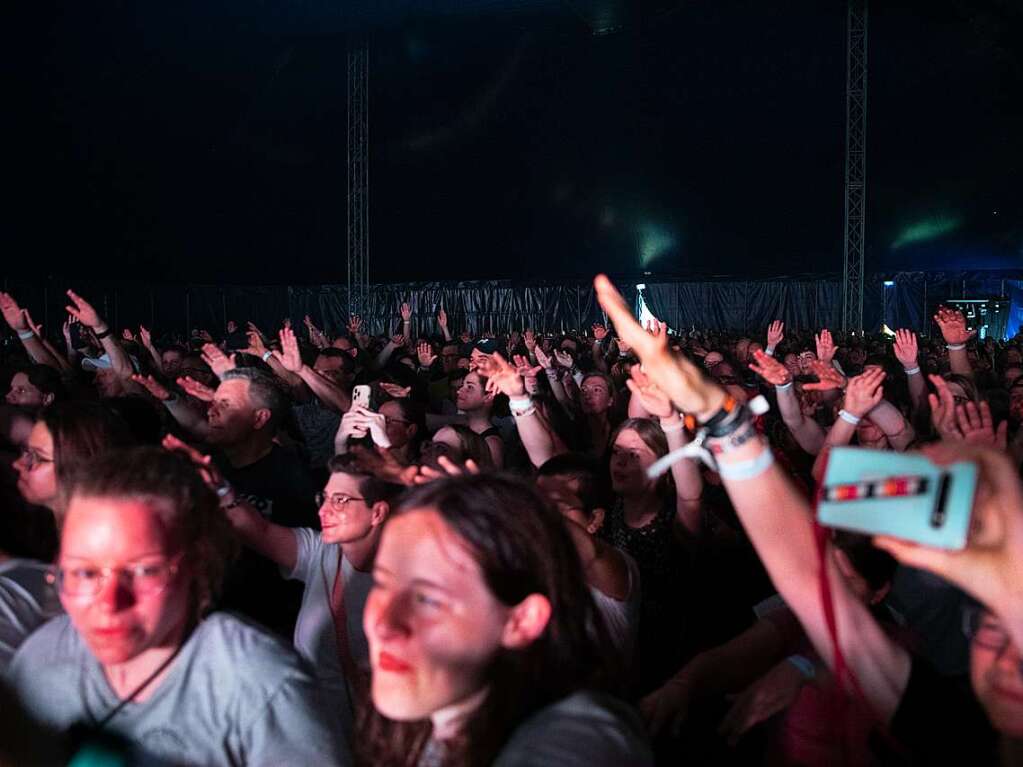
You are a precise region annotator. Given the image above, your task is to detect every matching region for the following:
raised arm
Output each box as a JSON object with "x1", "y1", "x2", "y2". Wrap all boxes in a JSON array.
[
  {"x1": 65, "y1": 289, "x2": 134, "y2": 379},
  {"x1": 138, "y1": 325, "x2": 165, "y2": 374},
  {"x1": 163, "y1": 435, "x2": 298, "y2": 571},
  {"x1": 274, "y1": 327, "x2": 351, "y2": 413},
  {"x1": 596, "y1": 273, "x2": 912, "y2": 723},
  {"x1": 478, "y1": 352, "x2": 560, "y2": 469},
  {"x1": 590, "y1": 324, "x2": 610, "y2": 373},
  {"x1": 893, "y1": 329, "x2": 926, "y2": 411},
  {"x1": 749, "y1": 350, "x2": 825, "y2": 455},
  {"x1": 934, "y1": 306, "x2": 975, "y2": 379},
  {"x1": 626, "y1": 366, "x2": 702, "y2": 536},
  {"x1": 132, "y1": 374, "x2": 212, "y2": 440},
  {"x1": 0, "y1": 293, "x2": 64, "y2": 370}
]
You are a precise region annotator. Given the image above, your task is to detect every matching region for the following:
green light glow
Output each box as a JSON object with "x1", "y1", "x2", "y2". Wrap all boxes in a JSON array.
[
  {"x1": 891, "y1": 216, "x2": 962, "y2": 249},
  {"x1": 638, "y1": 222, "x2": 676, "y2": 267}
]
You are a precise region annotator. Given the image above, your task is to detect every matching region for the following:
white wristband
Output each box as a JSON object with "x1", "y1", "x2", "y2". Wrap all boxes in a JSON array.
[
  {"x1": 508, "y1": 396, "x2": 533, "y2": 410},
  {"x1": 903, "y1": 366, "x2": 920, "y2": 376},
  {"x1": 717, "y1": 448, "x2": 775, "y2": 481},
  {"x1": 659, "y1": 418, "x2": 685, "y2": 433},
  {"x1": 839, "y1": 409, "x2": 861, "y2": 425},
  {"x1": 774, "y1": 381, "x2": 793, "y2": 391},
  {"x1": 946, "y1": 343, "x2": 966, "y2": 351},
  {"x1": 765, "y1": 345, "x2": 776, "y2": 357},
  {"x1": 261, "y1": 350, "x2": 273, "y2": 362},
  {"x1": 17, "y1": 329, "x2": 35, "y2": 340}
]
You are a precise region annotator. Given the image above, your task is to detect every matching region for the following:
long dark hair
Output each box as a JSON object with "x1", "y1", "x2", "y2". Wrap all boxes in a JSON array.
[{"x1": 358, "y1": 473, "x2": 615, "y2": 767}]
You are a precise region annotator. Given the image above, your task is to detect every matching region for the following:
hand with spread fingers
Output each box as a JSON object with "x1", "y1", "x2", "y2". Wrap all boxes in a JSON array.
[
  {"x1": 934, "y1": 306, "x2": 976, "y2": 345},
  {"x1": 201, "y1": 343, "x2": 236, "y2": 379},
  {"x1": 272, "y1": 327, "x2": 304, "y2": 373},
  {"x1": 0, "y1": 292, "x2": 29, "y2": 331},
  {"x1": 956, "y1": 400, "x2": 1008, "y2": 450},
  {"x1": 802, "y1": 360, "x2": 847, "y2": 392},
  {"x1": 626, "y1": 366, "x2": 676, "y2": 419},
  {"x1": 927, "y1": 374, "x2": 962, "y2": 441},
  {"x1": 842, "y1": 367, "x2": 886, "y2": 418},
  {"x1": 748, "y1": 349, "x2": 792, "y2": 387},
  {"x1": 132, "y1": 374, "x2": 172, "y2": 401},
  {"x1": 766, "y1": 320, "x2": 784, "y2": 349},
  {"x1": 475, "y1": 351, "x2": 526, "y2": 399},
  {"x1": 65, "y1": 289, "x2": 104, "y2": 329},
  {"x1": 177, "y1": 376, "x2": 216, "y2": 403},
  {"x1": 893, "y1": 329, "x2": 919, "y2": 369},
  {"x1": 417, "y1": 340, "x2": 437, "y2": 368},
  {"x1": 814, "y1": 329, "x2": 837, "y2": 364}
]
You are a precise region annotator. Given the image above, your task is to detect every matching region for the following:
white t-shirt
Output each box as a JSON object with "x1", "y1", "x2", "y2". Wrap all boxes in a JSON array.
[
  {"x1": 287, "y1": 528, "x2": 373, "y2": 700},
  {"x1": 0, "y1": 558, "x2": 62, "y2": 671},
  {"x1": 6, "y1": 612, "x2": 352, "y2": 766},
  {"x1": 588, "y1": 548, "x2": 641, "y2": 663}
]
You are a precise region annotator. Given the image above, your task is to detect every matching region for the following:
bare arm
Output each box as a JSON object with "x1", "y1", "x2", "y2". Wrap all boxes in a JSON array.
[
  {"x1": 893, "y1": 329, "x2": 927, "y2": 412},
  {"x1": 868, "y1": 399, "x2": 915, "y2": 451},
  {"x1": 223, "y1": 497, "x2": 299, "y2": 572},
  {"x1": 748, "y1": 350, "x2": 824, "y2": 454},
  {"x1": 0, "y1": 294, "x2": 64, "y2": 370},
  {"x1": 65, "y1": 290, "x2": 134, "y2": 379},
  {"x1": 934, "y1": 307, "x2": 975, "y2": 379}
]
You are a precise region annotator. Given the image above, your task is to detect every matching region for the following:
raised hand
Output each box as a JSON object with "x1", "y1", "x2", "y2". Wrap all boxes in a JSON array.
[
  {"x1": 348, "y1": 444, "x2": 418, "y2": 486},
  {"x1": 0, "y1": 292, "x2": 28, "y2": 331},
  {"x1": 553, "y1": 349, "x2": 574, "y2": 369},
  {"x1": 23, "y1": 310, "x2": 44, "y2": 338},
  {"x1": 934, "y1": 306, "x2": 975, "y2": 345},
  {"x1": 534, "y1": 345, "x2": 554, "y2": 370},
  {"x1": 304, "y1": 315, "x2": 328, "y2": 348},
  {"x1": 767, "y1": 320, "x2": 784, "y2": 348},
  {"x1": 390, "y1": 332, "x2": 406, "y2": 348},
  {"x1": 814, "y1": 329, "x2": 837, "y2": 364},
  {"x1": 748, "y1": 349, "x2": 793, "y2": 386},
  {"x1": 379, "y1": 382, "x2": 411, "y2": 399},
  {"x1": 927, "y1": 374, "x2": 961, "y2": 441},
  {"x1": 138, "y1": 326, "x2": 153, "y2": 348},
  {"x1": 956, "y1": 400, "x2": 1008, "y2": 450},
  {"x1": 400, "y1": 302, "x2": 412, "y2": 323},
  {"x1": 476, "y1": 351, "x2": 526, "y2": 398},
  {"x1": 417, "y1": 340, "x2": 437, "y2": 367},
  {"x1": 436, "y1": 307, "x2": 448, "y2": 328},
  {"x1": 893, "y1": 329, "x2": 919, "y2": 369},
  {"x1": 65, "y1": 289, "x2": 104, "y2": 329},
  {"x1": 177, "y1": 375, "x2": 216, "y2": 402},
  {"x1": 201, "y1": 343, "x2": 236, "y2": 379},
  {"x1": 615, "y1": 336, "x2": 632, "y2": 356},
  {"x1": 272, "y1": 327, "x2": 304, "y2": 373},
  {"x1": 348, "y1": 315, "x2": 362, "y2": 336},
  {"x1": 842, "y1": 367, "x2": 886, "y2": 417},
  {"x1": 523, "y1": 328, "x2": 536, "y2": 351},
  {"x1": 62, "y1": 318, "x2": 73, "y2": 344},
  {"x1": 595, "y1": 274, "x2": 724, "y2": 419},
  {"x1": 244, "y1": 330, "x2": 268, "y2": 358},
  {"x1": 282, "y1": 317, "x2": 292, "y2": 331},
  {"x1": 413, "y1": 455, "x2": 481, "y2": 485},
  {"x1": 592, "y1": 323, "x2": 608, "y2": 341},
  {"x1": 162, "y1": 434, "x2": 226, "y2": 493},
  {"x1": 803, "y1": 360, "x2": 847, "y2": 392},
  {"x1": 122, "y1": 328, "x2": 135, "y2": 342},
  {"x1": 196, "y1": 329, "x2": 214, "y2": 344},
  {"x1": 512, "y1": 353, "x2": 542, "y2": 381},
  {"x1": 626, "y1": 365, "x2": 675, "y2": 419},
  {"x1": 131, "y1": 374, "x2": 172, "y2": 401}
]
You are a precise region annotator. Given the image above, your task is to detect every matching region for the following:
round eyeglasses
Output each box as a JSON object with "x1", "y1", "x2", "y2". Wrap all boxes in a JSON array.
[
  {"x1": 315, "y1": 492, "x2": 366, "y2": 511},
  {"x1": 49, "y1": 558, "x2": 181, "y2": 599}
]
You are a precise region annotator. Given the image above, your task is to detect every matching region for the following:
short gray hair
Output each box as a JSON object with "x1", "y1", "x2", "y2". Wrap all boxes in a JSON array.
[{"x1": 221, "y1": 368, "x2": 287, "y2": 431}]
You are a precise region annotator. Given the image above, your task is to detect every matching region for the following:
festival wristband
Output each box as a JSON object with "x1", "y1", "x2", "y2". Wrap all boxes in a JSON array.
[
  {"x1": 946, "y1": 343, "x2": 966, "y2": 351},
  {"x1": 839, "y1": 409, "x2": 861, "y2": 425},
  {"x1": 774, "y1": 381, "x2": 793, "y2": 391},
  {"x1": 903, "y1": 366, "x2": 920, "y2": 376},
  {"x1": 262, "y1": 350, "x2": 273, "y2": 363},
  {"x1": 94, "y1": 327, "x2": 112, "y2": 340},
  {"x1": 659, "y1": 418, "x2": 686, "y2": 434},
  {"x1": 17, "y1": 329, "x2": 35, "y2": 340},
  {"x1": 508, "y1": 396, "x2": 533, "y2": 410},
  {"x1": 716, "y1": 447, "x2": 775, "y2": 480}
]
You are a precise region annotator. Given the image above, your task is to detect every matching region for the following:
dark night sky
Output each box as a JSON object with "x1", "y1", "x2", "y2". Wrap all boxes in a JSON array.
[{"x1": 4, "y1": 0, "x2": 1021, "y2": 285}]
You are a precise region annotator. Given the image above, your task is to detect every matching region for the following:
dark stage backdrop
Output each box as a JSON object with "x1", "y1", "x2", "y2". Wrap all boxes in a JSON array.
[{"x1": 3, "y1": 271, "x2": 1021, "y2": 344}]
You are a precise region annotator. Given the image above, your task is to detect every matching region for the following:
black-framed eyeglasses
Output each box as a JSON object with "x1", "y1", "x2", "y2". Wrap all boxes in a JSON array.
[
  {"x1": 963, "y1": 606, "x2": 1023, "y2": 677},
  {"x1": 17, "y1": 447, "x2": 54, "y2": 470},
  {"x1": 315, "y1": 492, "x2": 366, "y2": 510}
]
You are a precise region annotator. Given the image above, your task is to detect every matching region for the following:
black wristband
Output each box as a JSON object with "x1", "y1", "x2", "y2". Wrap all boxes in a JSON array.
[{"x1": 94, "y1": 327, "x2": 112, "y2": 340}]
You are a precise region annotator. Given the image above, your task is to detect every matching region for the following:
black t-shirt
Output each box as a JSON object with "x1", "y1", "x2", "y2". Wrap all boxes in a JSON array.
[
  {"x1": 884, "y1": 656, "x2": 996, "y2": 765},
  {"x1": 216, "y1": 444, "x2": 320, "y2": 637}
]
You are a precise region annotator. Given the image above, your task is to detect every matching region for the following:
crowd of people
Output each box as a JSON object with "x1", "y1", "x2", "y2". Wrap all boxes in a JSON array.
[{"x1": 0, "y1": 278, "x2": 1021, "y2": 765}]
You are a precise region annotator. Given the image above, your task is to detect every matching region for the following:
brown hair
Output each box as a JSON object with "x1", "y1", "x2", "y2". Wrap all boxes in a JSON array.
[
  {"x1": 41, "y1": 402, "x2": 133, "y2": 498},
  {"x1": 63, "y1": 446, "x2": 238, "y2": 620},
  {"x1": 608, "y1": 417, "x2": 674, "y2": 498}
]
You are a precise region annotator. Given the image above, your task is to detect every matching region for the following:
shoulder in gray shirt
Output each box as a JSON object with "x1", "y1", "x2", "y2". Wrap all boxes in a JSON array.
[{"x1": 6, "y1": 612, "x2": 352, "y2": 767}]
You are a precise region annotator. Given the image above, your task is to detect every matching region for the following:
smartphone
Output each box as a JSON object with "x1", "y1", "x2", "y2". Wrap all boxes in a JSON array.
[
  {"x1": 352, "y1": 385, "x2": 371, "y2": 410},
  {"x1": 816, "y1": 447, "x2": 977, "y2": 550}
]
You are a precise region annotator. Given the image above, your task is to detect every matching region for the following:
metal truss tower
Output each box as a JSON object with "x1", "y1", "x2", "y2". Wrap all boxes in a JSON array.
[
  {"x1": 347, "y1": 43, "x2": 369, "y2": 318},
  {"x1": 842, "y1": 0, "x2": 867, "y2": 333}
]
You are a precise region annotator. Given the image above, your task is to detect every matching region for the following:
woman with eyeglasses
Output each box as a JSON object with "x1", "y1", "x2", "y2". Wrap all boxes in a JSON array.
[
  {"x1": 6, "y1": 446, "x2": 351, "y2": 765},
  {"x1": 359, "y1": 473, "x2": 652, "y2": 766},
  {"x1": 165, "y1": 435, "x2": 405, "y2": 728}
]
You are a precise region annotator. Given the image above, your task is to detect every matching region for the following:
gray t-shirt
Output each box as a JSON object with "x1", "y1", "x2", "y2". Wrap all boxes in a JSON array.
[
  {"x1": 287, "y1": 528, "x2": 373, "y2": 697},
  {"x1": 6, "y1": 612, "x2": 352, "y2": 767},
  {"x1": 416, "y1": 691, "x2": 652, "y2": 767},
  {"x1": 0, "y1": 559, "x2": 62, "y2": 671}
]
